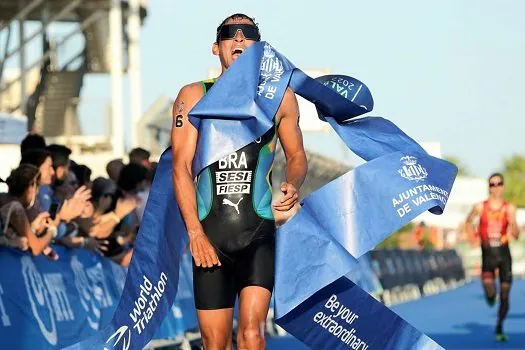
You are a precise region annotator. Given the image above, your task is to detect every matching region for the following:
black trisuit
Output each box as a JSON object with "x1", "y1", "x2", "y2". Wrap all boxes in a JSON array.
[{"x1": 193, "y1": 79, "x2": 277, "y2": 309}]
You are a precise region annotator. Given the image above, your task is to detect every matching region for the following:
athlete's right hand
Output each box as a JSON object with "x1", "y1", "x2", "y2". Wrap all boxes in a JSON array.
[{"x1": 189, "y1": 230, "x2": 221, "y2": 268}]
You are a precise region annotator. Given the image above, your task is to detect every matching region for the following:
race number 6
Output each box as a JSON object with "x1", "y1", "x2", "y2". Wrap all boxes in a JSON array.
[{"x1": 175, "y1": 115, "x2": 183, "y2": 128}]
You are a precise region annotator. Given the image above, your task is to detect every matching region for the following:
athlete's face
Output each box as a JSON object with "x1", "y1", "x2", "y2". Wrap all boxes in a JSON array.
[
  {"x1": 213, "y1": 18, "x2": 258, "y2": 71},
  {"x1": 488, "y1": 175, "x2": 504, "y2": 197}
]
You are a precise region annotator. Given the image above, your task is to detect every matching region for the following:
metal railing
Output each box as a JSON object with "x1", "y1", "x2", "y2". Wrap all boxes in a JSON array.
[
  {"x1": 0, "y1": 0, "x2": 45, "y2": 34},
  {"x1": 2, "y1": 0, "x2": 82, "y2": 63},
  {"x1": 0, "y1": 10, "x2": 103, "y2": 97}
]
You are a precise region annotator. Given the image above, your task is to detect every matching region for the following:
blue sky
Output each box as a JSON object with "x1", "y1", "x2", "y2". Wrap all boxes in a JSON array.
[{"x1": 4, "y1": 0, "x2": 525, "y2": 177}]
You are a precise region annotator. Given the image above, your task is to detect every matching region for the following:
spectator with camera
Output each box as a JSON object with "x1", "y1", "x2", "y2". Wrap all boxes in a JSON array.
[{"x1": 0, "y1": 165, "x2": 56, "y2": 255}]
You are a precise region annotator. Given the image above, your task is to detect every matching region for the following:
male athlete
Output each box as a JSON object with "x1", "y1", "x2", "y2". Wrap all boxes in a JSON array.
[
  {"x1": 170, "y1": 14, "x2": 307, "y2": 350},
  {"x1": 465, "y1": 173, "x2": 519, "y2": 341}
]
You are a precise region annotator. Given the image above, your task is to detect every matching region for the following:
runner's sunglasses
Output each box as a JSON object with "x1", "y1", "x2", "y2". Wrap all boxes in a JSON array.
[{"x1": 217, "y1": 24, "x2": 261, "y2": 42}]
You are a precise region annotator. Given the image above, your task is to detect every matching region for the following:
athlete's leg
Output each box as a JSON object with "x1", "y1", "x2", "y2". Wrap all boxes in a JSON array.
[
  {"x1": 482, "y1": 274, "x2": 496, "y2": 305},
  {"x1": 496, "y1": 250, "x2": 512, "y2": 340},
  {"x1": 497, "y1": 282, "x2": 511, "y2": 328},
  {"x1": 235, "y1": 232, "x2": 275, "y2": 350},
  {"x1": 481, "y1": 249, "x2": 497, "y2": 306},
  {"x1": 193, "y1": 253, "x2": 237, "y2": 349},
  {"x1": 197, "y1": 308, "x2": 234, "y2": 350},
  {"x1": 237, "y1": 286, "x2": 272, "y2": 350}
]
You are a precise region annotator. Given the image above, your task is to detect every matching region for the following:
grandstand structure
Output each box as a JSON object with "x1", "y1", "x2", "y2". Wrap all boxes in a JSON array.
[{"x1": 0, "y1": 0, "x2": 148, "y2": 157}]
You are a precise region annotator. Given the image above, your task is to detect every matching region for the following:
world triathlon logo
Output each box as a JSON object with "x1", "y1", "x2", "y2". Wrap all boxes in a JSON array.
[
  {"x1": 398, "y1": 156, "x2": 428, "y2": 181},
  {"x1": 104, "y1": 325, "x2": 131, "y2": 350}
]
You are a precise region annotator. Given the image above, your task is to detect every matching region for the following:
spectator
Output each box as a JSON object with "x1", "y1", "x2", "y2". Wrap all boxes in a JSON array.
[
  {"x1": 20, "y1": 133, "x2": 46, "y2": 155},
  {"x1": 91, "y1": 177, "x2": 117, "y2": 216},
  {"x1": 20, "y1": 148, "x2": 55, "y2": 210},
  {"x1": 129, "y1": 147, "x2": 151, "y2": 169},
  {"x1": 70, "y1": 162, "x2": 92, "y2": 188},
  {"x1": 106, "y1": 158, "x2": 124, "y2": 183},
  {"x1": 88, "y1": 175, "x2": 138, "y2": 267},
  {"x1": 0, "y1": 165, "x2": 56, "y2": 255},
  {"x1": 120, "y1": 162, "x2": 150, "y2": 222},
  {"x1": 91, "y1": 164, "x2": 148, "y2": 266},
  {"x1": 46, "y1": 144, "x2": 74, "y2": 201},
  {"x1": 20, "y1": 148, "x2": 92, "y2": 244}
]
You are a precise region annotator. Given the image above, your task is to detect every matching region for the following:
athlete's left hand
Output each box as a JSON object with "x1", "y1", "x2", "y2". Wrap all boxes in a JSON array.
[{"x1": 273, "y1": 182, "x2": 299, "y2": 211}]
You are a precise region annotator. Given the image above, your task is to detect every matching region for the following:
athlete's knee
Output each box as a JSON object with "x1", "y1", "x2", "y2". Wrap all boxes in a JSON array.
[
  {"x1": 200, "y1": 327, "x2": 230, "y2": 350},
  {"x1": 500, "y1": 282, "x2": 511, "y2": 299},
  {"x1": 238, "y1": 323, "x2": 265, "y2": 350},
  {"x1": 482, "y1": 273, "x2": 495, "y2": 283}
]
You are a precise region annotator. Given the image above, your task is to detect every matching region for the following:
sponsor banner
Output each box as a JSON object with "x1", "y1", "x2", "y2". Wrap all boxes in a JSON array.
[{"x1": 0, "y1": 246, "x2": 189, "y2": 349}]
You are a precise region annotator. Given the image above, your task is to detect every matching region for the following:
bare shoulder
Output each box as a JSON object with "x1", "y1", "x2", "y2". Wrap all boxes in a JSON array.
[
  {"x1": 473, "y1": 202, "x2": 484, "y2": 213},
  {"x1": 507, "y1": 203, "x2": 517, "y2": 213},
  {"x1": 281, "y1": 87, "x2": 298, "y2": 108},
  {"x1": 174, "y1": 82, "x2": 204, "y2": 109},
  {"x1": 277, "y1": 87, "x2": 299, "y2": 120},
  {"x1": 179, "y1": 81, "x2": 204, "y2": 96}
]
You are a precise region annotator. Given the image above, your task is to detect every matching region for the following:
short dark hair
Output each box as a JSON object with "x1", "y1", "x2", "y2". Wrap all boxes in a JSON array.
[
  {"x1": 117, "y1": 163, "x2": 149, "y2": 193},
  {"x1": 129, "y1": 147, "x2": 151, "y2": 165},
  {"x1": 20, "y1": 133, "x2": 46, "y2": 155},
  {"x1": 4, "y1": 164, "x2": 40, "y2": 197},
  {"x1": 488, "y1": 172, "x2": 504, "y2": 183},
  {"x1": 91, "y1": 177, "x2": 116, "y2": 203},
  {"x1": 216, "y1": 13, "x2": 259, "y2": 43},
  {"x1": 70, "y1": 163, "x2": 92, "y2": 187},
  {"x1": 46, "y1": 144, "x2": 72, "y2": 168},
  {"x1": 106, "y1": 158, "x2": 124, "y2": 182},
  {"x1": 20, "y1": 149, "x2": 52, "y2": 168}
]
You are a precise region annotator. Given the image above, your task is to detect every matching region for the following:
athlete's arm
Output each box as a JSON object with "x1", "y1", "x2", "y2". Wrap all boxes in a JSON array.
[
  {"x1": 171, "y1": 83, "x2": 221, "y2": 268},
  {"x1": 273, "y1": 88, "x2": 307, "y2": 212},
  {"x1": 465, "y1": 202, "x2": 482, "y2": 241},
  {"x1": 507, "y1": 204, "x2": 519, "y2": 239}
]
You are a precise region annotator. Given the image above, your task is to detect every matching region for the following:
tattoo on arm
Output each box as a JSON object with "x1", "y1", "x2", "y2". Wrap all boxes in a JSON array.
[{"x1": 175, "y1": 100, "x2": 185, "y2": 114}]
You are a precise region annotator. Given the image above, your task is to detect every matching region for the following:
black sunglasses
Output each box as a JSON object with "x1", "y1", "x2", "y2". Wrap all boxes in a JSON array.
[
  {"x1": 489, "y1": 181, "x2": 504, "y2": 187},
  {"x1": 217, "y1": 24, "x2": 261, "y2": 42}
]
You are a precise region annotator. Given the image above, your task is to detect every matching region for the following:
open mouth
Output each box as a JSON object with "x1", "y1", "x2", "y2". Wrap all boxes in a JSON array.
[{"x1": 232, "y1": 47, "x2": 244, "y2": 57}]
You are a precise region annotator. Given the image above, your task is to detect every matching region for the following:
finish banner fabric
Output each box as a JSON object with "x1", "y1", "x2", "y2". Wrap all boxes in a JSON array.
[{"x1": 68, "y1": 42, "x2": 456, "y2": 349}]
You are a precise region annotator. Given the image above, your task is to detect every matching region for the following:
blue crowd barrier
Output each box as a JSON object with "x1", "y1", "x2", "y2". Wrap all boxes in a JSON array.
[{"x1": 0, "y1": 245, "x2": 189, "y2": 349}]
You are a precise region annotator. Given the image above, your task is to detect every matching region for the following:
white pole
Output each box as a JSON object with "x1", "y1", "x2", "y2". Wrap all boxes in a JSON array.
[
  {"x1": 19, "y1": 18, "x2": 27, "y2": 112},
  {"x1": 110, "y1": 0, "x2": 124, "y2": 157},
  {"x1": 128, "y1": 0, "x2": 142, "y2": 149}
]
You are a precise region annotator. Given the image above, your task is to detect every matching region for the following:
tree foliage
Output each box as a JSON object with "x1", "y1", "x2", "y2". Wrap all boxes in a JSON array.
[
  {"x1": 443, "y1": 155, "x2": 469, "y2": 176},
  {"x1": 502, "y1": 154, "x2": 525, "y2": 208},
  {"x1": 376, "y1": 222, "x2": 414, "y2": 249}
]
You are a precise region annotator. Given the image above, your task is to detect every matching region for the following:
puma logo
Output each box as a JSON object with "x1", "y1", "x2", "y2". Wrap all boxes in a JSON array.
[{"x1": 222, "y1": 197, "x2": 243, "y2": 214}]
